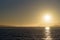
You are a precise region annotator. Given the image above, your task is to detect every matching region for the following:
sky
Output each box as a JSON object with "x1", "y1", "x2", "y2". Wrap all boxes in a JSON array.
[{"x1": 0, "y1": 0, "x2": 60, "y2": 26}]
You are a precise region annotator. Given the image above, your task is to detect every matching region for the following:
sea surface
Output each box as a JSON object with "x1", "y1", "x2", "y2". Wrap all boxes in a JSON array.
[{"x1": 0, "y1": 27, "x2": 60, "y2": 40}]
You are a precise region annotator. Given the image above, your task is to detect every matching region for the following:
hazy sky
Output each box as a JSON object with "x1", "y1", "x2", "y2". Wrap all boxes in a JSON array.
[{"x1": 0, "y1": 0, "x2": 60, "y2": 26}]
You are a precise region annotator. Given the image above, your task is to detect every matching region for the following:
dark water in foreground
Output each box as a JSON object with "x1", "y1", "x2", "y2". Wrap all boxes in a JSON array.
[{"x1": 0, "y1": 27, "x2": 60, "y2": 40}]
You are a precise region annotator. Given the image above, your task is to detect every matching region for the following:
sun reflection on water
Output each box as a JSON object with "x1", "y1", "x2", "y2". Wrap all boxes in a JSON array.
[{"x1": 44, "y1": 27, "x2": 52, "y2": 40}]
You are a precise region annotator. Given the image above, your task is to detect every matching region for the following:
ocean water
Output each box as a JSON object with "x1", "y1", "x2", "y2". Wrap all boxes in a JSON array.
[{"x1": 0, "y1": 27, "x2": 60, "y2": 40}]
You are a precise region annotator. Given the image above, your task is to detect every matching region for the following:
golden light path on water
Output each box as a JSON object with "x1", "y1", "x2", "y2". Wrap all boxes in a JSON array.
[{"x1": 44, "y1": 27, "x2": 52, "y2": 40}]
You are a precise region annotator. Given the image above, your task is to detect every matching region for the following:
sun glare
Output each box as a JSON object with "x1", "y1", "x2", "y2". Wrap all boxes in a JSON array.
[
  {"x1": 45, "y1": 27, "x2": 50, "y2": 30},
  {"x1": 44, "y1": 14, "x2": 51, "y2": 22}
]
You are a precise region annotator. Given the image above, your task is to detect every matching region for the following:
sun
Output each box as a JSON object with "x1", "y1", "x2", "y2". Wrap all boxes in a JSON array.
[
  {"x1": 42, "y1": 12, "x2": 52, "y2": 26},
  {"x1": 44, "y1": 14, "x2": 51, "y2": 22},
  {"x1": 45, "y1": 27, "x2": 50, "y2": 30}
]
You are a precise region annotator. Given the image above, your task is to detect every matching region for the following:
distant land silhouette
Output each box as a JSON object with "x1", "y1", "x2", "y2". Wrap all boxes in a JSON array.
[{"x1": 0, "y1": 25, "x2": 60, "y2": 27}]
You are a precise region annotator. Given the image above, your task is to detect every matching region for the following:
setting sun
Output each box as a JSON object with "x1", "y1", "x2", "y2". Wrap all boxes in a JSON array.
[
  {"x1": 45, "y1": 27, "x2": 50, "y2": 30},
  {"x1": 40, "y1": 12, "x2": 53, "y2": 26},
  {"x1": 44, "y1": 14, "x2": 51, "y2": 23}
]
